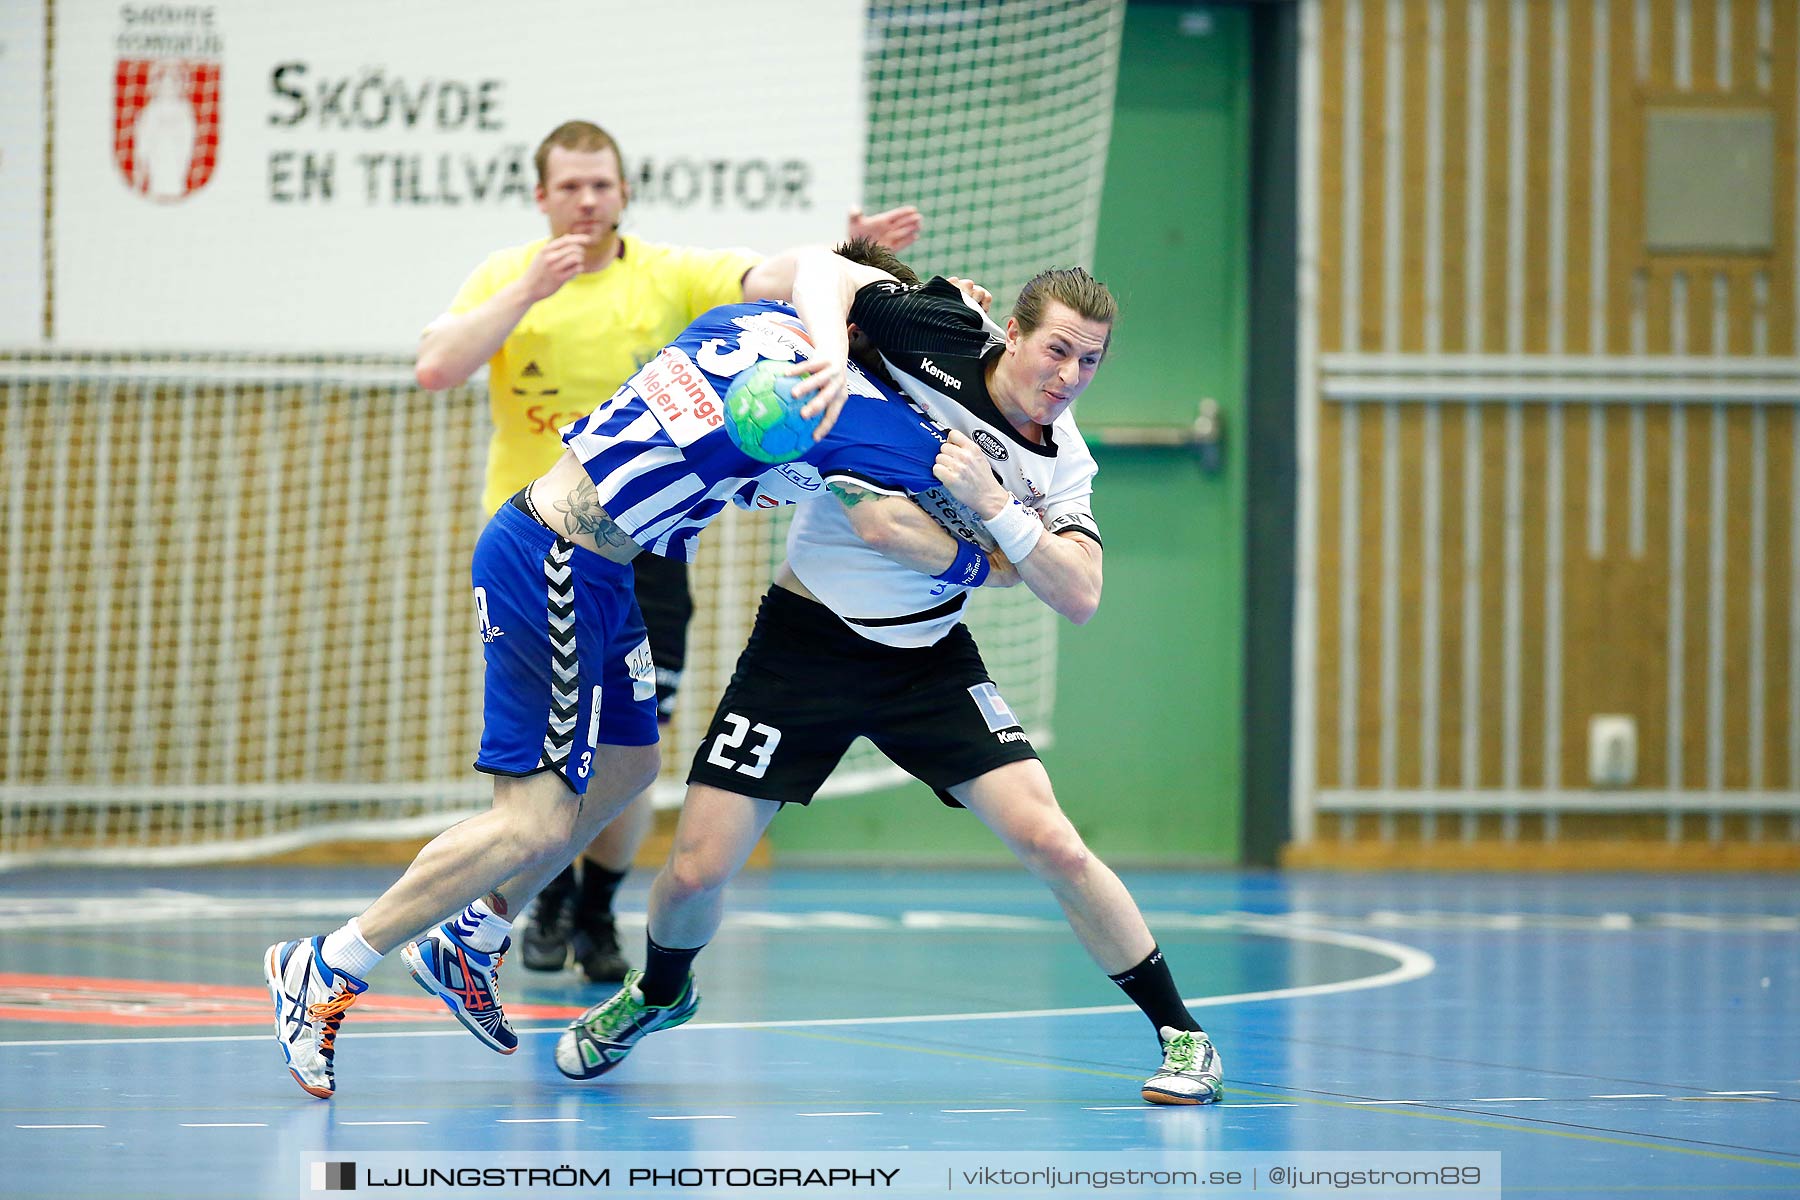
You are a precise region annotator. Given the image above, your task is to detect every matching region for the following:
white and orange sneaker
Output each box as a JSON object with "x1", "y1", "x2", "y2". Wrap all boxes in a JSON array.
[{"x1": 264, "y1": 936, "x2": 367, "y2": 1098}]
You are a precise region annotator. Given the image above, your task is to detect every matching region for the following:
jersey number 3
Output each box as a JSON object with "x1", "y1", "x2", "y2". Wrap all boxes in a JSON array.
[{"x1": 706, "y1": 713, "x2": 782, "y2": 779}]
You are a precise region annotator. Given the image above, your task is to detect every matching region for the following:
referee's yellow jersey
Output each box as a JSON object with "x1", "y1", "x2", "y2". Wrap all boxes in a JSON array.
[{"x1": 445, "y1": 235, "x2": 758, "y2": 516}]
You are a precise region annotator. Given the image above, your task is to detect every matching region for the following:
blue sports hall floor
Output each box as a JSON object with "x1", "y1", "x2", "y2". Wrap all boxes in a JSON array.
[{"x1": 0, "y1": 865, "x2": 1794, "y2": 1199}]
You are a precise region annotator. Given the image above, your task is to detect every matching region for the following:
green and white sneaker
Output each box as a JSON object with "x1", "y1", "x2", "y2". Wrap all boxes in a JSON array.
[
  {"x1": 1142, "y1": 1026, "x2": 1223, "y2": 1105},
  {"x1": 553, "y1": 969, "x2": 699, "y2": 1080}
]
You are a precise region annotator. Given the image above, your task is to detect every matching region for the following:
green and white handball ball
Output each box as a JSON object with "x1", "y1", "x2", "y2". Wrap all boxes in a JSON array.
[{"x1": 723, "y1": 360, "x2": 824, "y2": 464}]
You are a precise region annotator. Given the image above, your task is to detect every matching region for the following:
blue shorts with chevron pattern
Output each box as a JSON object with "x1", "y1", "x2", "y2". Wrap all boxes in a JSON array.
[{"x1": 471, "y1": 502, "x2": 660, "y2": 793}]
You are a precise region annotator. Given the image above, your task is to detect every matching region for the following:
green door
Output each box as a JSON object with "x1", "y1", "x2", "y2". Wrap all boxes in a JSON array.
[{"x1": 1045, "y1": 2, "x2": 1250, "y2": 862}]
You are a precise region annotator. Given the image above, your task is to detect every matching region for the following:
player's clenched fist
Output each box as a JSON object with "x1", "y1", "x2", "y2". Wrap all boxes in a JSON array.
[
  {"x1": 944, "y1": 276, "x2": 993, "y2": 313},
  {"x1": 932, "y1": 429, "x2": 1008, "y2": 519},
  {"x1": 522, "y1": 234, "x2": 592, "y2": 303}
]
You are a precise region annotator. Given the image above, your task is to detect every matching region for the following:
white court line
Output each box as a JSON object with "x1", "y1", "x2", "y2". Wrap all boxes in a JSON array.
[
  {"x1": 340, "y1": 1121, "x2": 428, "y2": 1126},
  {"x1": 16, "y1": 1123, "x2": 105, "y2": 1129},
  {"x1": 1468, "y1": 1097, "x2": 1547, "y2": 1102},
  {"x1": 1350, "y1": 1100, "x2": 1424, "y2": 1105},
  {"x1": 496, "y1": 1118, "x2": 582, "y2": 1124},
  {"x1": 1224, "y1": 1104, "x2": 1297, "y2": 1109},
  {"x1": 0, "y1": 919, "x2": 1435, "y2": 1050},
  {"x1": 1709, "y1": 1090, "x2": 1779, "y2": 1096}
]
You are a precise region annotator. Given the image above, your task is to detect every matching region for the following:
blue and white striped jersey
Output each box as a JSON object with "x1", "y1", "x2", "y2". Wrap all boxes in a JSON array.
[{"x1": 560, "y1": 301, "x2": 946, "y2": 562}]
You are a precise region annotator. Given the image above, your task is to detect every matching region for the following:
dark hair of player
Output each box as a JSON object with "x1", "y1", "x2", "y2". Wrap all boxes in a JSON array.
[
  {"x1": 833, "y1": 237, "x2": 922, "y2": 287},
  {"x1": 832, "y1": 238, "x2": 921, "y2": 386}
]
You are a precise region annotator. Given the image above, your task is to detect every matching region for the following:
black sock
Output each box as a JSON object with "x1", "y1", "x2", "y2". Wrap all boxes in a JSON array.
[
  {"x1": 1109, "y1": 946, "x2": 1201, "y2": 1037},
  {"x1": 539, "y1": 864, "x2": 577, "y2": 906},
  {"x1": 577, "y1": 862, "x2": 628, "y2": 920},
  {"x1": 639, "y1": 934, "x2": 703, "y2": 1007}
]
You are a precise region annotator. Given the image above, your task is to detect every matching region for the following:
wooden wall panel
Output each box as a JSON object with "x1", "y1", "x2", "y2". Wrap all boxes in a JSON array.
[
  {"x1": 1769, "y1": 410, "x2": 1797, "y2": 788},
  {"x1": 1359, "y1": 0, "x2": 1385, "y2": 352},
  {"x1": 1353, "y1": 408, "x2": 1385, "y2": 787},
  {"x1": 1401, "y1": 1, "x2": 1430, "y2": 355},
  {"x1": 1435, "y1": 406, "x2": 1470, "y2": 785},
  {"x1": 1677, "y1": 403, "x2": 1711, "y2": 788},
  {"x1": 1476, "y1": 405, "x2": 1509, "y2": 787},
  {"x1": 1636, "y1": 403, "x2": 1676, "y2": 788},
  {"x1": 1441, "y1": 0, "x2": 1472, "y2": 353},
  {"x1": 1559, "y1": 406, "x2": 1593, "y2": 787},
  {"x1": 1522, "y1": 0, "x2": 1554, "y2": 356},
  {"x1": 1320, "y1": 0, "x2": 1348, "y2": 357},
  {"x1": 1723, "y1": 407, "x2": 1755, "y2": 789},
  {"x1": 1517, "y1": 406, "x2": 1550, "y2": 785},
  {"x1": 1565, "y1": 0, "x2": 1596, "y2": 356},
  {"x1": 1317, "y1": 401, "x2": 1345, "y2": 789},
  {"x1": 1482, "y1": 0, "x2": 1511, "y2": 356},
  {"x1": 1308, "y1": 0, "x2": 1797, "y2": 826},
  {"x1": 1396, "y1": 406, "x2": 1426, "y2": 787}
]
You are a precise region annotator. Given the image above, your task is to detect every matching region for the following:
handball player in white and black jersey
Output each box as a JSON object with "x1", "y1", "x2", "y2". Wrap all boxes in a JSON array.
[
  {"x1": 260, "y1": 248, "x2": 979, "y2": 1100},
  {"x1": 553, "y1": 244, "x2": 1224, "y2": 1106}
]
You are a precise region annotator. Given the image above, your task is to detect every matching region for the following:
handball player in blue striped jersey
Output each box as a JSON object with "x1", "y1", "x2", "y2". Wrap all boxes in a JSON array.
[{"x1": 262, "y1": 247, "x2": 1009, "y2": 1099}]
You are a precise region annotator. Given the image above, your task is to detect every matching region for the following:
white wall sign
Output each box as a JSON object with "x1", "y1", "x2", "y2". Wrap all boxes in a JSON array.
[
  {"x1": 52, "y1": 1, "x2": 867, "y2": 351},
  {"x1": 1, "y1": 1, "x2": 46, "y2": 343}
]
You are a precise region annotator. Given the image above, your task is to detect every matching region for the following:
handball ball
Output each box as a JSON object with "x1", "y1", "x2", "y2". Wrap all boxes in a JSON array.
[{"x1": 723, "y1": 360, "x2": 824, "y2": 464}]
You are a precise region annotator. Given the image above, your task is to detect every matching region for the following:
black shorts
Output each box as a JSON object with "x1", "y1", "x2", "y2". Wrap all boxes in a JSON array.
[
  {"x1": 631, "y1": 552, "x2": 694, "y2": 720},
  {"x1": 686, "y1": 586, "x2": 1038, "y2": 807}
]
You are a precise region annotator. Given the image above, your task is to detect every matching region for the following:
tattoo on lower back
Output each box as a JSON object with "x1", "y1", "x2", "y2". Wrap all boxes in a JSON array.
[
  {"x1": 484, "y1": 890, "x2": 509, "y2": 918},
  {"x1": 827, "y1": 481, "x2": 877, "y2": 508},
  {"x1": 554, "y1": 477, "x2": 633, "y2": 548}
]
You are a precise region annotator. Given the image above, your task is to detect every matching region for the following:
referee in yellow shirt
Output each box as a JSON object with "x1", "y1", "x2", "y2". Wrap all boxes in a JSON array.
[{"x1": 415, "y1": 120, "x2": 921, "y2": 982}]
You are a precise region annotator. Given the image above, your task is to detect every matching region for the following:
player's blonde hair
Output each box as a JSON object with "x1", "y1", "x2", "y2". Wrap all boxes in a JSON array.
[
  {"x1": 1012, "y1": 267, "x2": 1116, "y2": 354},
  {"x1": 534, "y1": 120, "x2": 625, "y2": 187}
]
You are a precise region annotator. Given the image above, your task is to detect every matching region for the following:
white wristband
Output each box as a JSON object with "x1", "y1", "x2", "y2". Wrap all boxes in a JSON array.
[{"x1": 983, "y1": 499, "x2": 1044, "y2": 563}]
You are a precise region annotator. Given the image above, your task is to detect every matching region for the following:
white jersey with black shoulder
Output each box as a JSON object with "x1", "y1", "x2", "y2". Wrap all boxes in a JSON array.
[{"x1": 786, "y1": 277, "x2": 1102, "y2": 649}]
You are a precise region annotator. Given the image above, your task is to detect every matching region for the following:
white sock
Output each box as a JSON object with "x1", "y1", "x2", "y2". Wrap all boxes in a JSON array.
[
  {"x1": 320, "y1": 919, "x2": 382, "y2": 981},
  {"x1": 447, "y1": 898, "x2": 513, "y2": 953}
]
